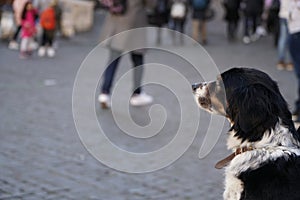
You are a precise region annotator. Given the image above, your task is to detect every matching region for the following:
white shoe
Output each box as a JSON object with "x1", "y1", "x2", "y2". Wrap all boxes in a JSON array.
[
  {"x1": 256, "y1": 26, "x2": 267, "y2": 37},
  {"x1": 47, "y1": 47, "x2": 55, "y2": 58},
  {"x1": 242, "y1": 36, "x2": 251, "y2": 44},
  {"x1": 98, "y1": 93, "x2": 110, "y2": 109},
  {"x1": 8, "y1": 41, "x2": 19, "y2": 50},
  {"x1": 38, "y1": 47, "x2": 46, "y2": 57},
  {"x1": 130, "y1": 93, "x2": 153, "y2": 106}
]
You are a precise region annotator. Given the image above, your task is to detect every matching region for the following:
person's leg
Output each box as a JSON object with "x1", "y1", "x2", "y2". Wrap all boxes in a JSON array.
[
  {"x1": 48, "y1": 30, "x2": 55, "y2": 47},
  {"x1": 179, "y1": 19, "x2": 185, "y2": 44},
  {"x1": 131, "y1": 52, "x2": 144, "y2": 94},
  {"x1": 46, "y1": 30, "x2": 56, "y2": 57},
  {"x1": 277, "y1": 18, "x2": 286, "y2": 63},
  {"x1": 228, "y1": 20, "x2": 235, "y2": 40},
  {"x1": 200, "y1": 19, "x2": 207, "y2": 44},
  {"x1": 243, "y1": 14, "x2": 253, "y2": 44},
  {"x1": 8, "y1": 25, "x2": 22, "y2": 49},
  {"x1": 233, "y1": 19, "x2": 239, "y2": 38},
  {"x1": 38, "y1": 30, "x2": 48, "y2": 57},
  {"x1": 251, "y1": 14, "x2": 257, "y2": 36},
  {"x1": 20, "y1": 37, "x2": 29, "y2": 58},
  {"x1": 12, "y1": 25, "x2": 22, "y2": 41},
  {"x1": 101, "y1": 50, "x2": 122, "y2": 94},
  {"x1": 289, "y1": 32, "x2": 300, "y2": 116},
  {"x1": 156, "y1": 28, "x2": 162, "y2": 45},
  {"x1": 129, "y1": 52, "x2": 153, "y2": 106},
  {"x1": 282, "y1": 19, "x2": 292, "y2": 64},
  {"x1": 244, "y1": 15, "x2": 250, "y2": 37},
  {"x1": 27, "y1": 37, "x2": 34, "y2": 55},
  {"x1": 192, "y1": 19, "x2": 200, "y2": 42},
  {"x1": 41, "y1": 29, "x2": 47, "y2": 46}
]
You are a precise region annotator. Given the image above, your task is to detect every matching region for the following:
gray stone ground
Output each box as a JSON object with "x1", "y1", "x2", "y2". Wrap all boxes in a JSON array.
[{"x1": 0, "y1": 2, "x2": 299, "y2": 200}]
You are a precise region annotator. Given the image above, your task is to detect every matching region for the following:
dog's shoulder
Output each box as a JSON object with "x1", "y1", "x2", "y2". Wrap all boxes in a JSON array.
[{"x1": 238, "y1": 155, "x2": 300, "y2": 200}]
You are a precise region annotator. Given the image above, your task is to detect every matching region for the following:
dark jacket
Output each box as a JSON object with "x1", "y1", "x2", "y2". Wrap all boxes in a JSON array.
[
  {"x1": 223, "y1": 0, "x2": 241, "y2": 21},
  {"x1": 190, "y1": 0, "x2": 211, "y2": 20},
  {"x1": 241, "y1": 0, "x2": 264, "y2": 16}
]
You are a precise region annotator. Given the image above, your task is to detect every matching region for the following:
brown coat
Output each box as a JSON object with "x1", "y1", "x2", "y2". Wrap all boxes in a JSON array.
[{"x1": 99, "y1": 0, "x2": 153, "y2": 52}]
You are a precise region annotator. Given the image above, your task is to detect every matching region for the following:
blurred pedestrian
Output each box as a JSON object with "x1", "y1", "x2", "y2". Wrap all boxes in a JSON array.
[
  {"x1": 19, "y1": 1, "x2": 38, "y2": 59},
  {"x1": 38, "y1": 0, "x2": 58, "y2": 58},
  {"x1": 288, "y1": 0, "x2": 300, "y2": 121},
  {"x1": 190, "y1": 0, "x2": 211, "y2": 45},
  {"x1": 241, "y1": 0, "x2": 264, "y2": 44},
  {"x1": 222, "y1": 0, "x2": 241, "y2": 41},
  {"x1": 265, "y1": 0, "x2": 280, "y2": 46},
  {"x1": 8, "y1": 0, "x2": 28, "y2": 50},
  {"x1": 277, "y1": 0, "x2": 293, "y2": 70},
  {"x1": 98, "y1": 0, "x2": 153, "y2": 109},
  {"x1": 169, "y1": 0, "x2": 188, "y2": 45},
  {"x1": 147, "y1": 0, "x2": 170, "y2": 45}
]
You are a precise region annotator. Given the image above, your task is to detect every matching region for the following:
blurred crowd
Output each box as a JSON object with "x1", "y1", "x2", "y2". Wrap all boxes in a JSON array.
[
  {"x1": 0, "y1": 0, "x2": 62, "y2": 58},
  {"x1": 1, "y1": 0, "x2": 300, "y2": 119}
]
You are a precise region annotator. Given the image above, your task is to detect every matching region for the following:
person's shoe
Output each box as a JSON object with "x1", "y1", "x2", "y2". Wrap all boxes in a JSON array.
[
  {"x1": 256, "y1": 26, "x2": 267, "y2": 37},
  {"x1": 98, "y1": 93, "x2": 110, "y2": 109},
  {"x1": 38, "y1": 47, "x2": 46, "y2": 57},
  {"x1": 201, "y1": 39, "x2": 207, "y2": 46},
  {"x1": 286, "y1": 63, "x2": 294, "y2": 71},
  {"x1": 8, "y1": 41, "x2": 19, "y2": 50},
  {"x1": 277, "y1": 61, "x2": 285, "y2": 70},
  {"x1": 47, "y1": 47, "x2": 55, "y2": 58},
  {"x1": 242, "y1": 36, "x2": 251, "y2": 44},
  {"x1": 130, "y1": 93, "x2": 153, "y2": 106}
]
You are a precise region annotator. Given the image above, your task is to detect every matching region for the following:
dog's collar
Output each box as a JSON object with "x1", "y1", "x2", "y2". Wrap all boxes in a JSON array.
[{"x1": 215, "y1": 146, "x2": 254, "y2": 169}]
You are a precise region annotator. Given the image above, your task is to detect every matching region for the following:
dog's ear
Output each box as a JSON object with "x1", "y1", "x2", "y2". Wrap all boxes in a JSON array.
[{"x1": 227, "y1": 84, "x2": 278, "y2": 141}]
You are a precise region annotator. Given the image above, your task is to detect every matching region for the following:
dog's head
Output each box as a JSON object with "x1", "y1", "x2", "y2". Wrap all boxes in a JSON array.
[{"x1": 192, "y1": 68, "x2": 295, "y2": 142}]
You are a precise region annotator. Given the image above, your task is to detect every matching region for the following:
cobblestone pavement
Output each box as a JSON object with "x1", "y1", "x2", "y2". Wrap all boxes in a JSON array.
[{"x1": 0, "y1": 2, "x2": 299, "y2": 200}]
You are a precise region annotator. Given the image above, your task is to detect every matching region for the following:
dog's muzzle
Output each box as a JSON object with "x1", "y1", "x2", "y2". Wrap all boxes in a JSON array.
[{"x1": 192, "y1": 82, "x2": 207, "y2": 92}]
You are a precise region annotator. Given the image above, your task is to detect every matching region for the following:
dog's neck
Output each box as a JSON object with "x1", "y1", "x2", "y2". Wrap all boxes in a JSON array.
[
  {"x1": 227, "y1": 122, "x2": 300, "y2": 151},
  {"x1": 215, "y1": 146, "x2": 255, "y2": 169}
]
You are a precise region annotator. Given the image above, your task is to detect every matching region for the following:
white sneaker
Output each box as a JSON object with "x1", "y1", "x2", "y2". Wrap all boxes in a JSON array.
[
  {"x1": 130, "y1": 93, "x2": 153, "y2": 106},
  {"x1": 8, "y1": 41, "x2": 19, "y2": 50},
  {"x1": 256, "y1": 26, "x2": 267, "y2": 37},
  {"x1": 242, "y1": 36, "x2": 251, "y2": 44},
  {"x1": 38, "y1": 47, "x2": 46, "y2": 57},
  {"x1": 47, "y1": 47, "x2": 55, "y2": 58},
  {"x1": 98, "y1": 93, "x2": 110, "y2": 109}
]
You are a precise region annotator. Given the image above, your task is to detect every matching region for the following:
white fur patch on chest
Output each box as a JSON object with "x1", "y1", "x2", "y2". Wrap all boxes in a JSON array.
[
  {"x1": 223, "y1": 173, "x2": 243, "y2": 200},
  {"x1": 223, "y1": 123, "x2": 300, "y2": 199}
]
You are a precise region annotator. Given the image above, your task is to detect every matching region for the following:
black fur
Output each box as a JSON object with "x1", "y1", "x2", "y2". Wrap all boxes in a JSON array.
[
  {"x1": 239, "y1": 155, "x2": 300, "y2": 200},
  {"x1": 221, "y1": 68, "x2": 297, "y2": 142},
  {"x1": 221, "y1": 68, "x2": 300, "y2": 200}
]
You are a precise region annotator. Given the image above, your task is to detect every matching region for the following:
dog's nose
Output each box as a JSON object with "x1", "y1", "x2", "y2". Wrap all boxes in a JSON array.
[
  {"x1": 192, "y1": 83, "x2": 206, "y2": 91},
  {"x1": 192, "y1": 83, "x2": 200, "y2": 91}
]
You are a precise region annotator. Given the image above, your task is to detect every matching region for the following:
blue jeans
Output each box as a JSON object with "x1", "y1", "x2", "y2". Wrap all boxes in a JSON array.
[
  {"x1": 101, "y1": 51, "x2": 143, "y2": 95},
  {"x1": 278, "y1": 18, "x2": 291, "y2": 63},
  {"x1": 289, "y1": 32, "x2": 300, "y2": 111}
]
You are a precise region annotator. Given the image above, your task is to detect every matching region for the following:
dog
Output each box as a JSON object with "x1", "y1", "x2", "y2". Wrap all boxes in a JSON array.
[{"x1": 192, "y1": 68, "x2": 300, "y2": 200}]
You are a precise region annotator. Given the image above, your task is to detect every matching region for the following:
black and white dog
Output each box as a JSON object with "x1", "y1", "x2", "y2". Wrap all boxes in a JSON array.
[{"x1": 192, "y1": 68, "x2": 300, "y2": 200}]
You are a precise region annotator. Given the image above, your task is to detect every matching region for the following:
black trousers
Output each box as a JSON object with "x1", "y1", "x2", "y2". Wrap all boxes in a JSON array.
[
  {"x1": 101, "y1": 51, "x2": 143, "y2": 95},
  {"x1": 41, "y1": 29, "x2": 55, "y2": 46}
]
